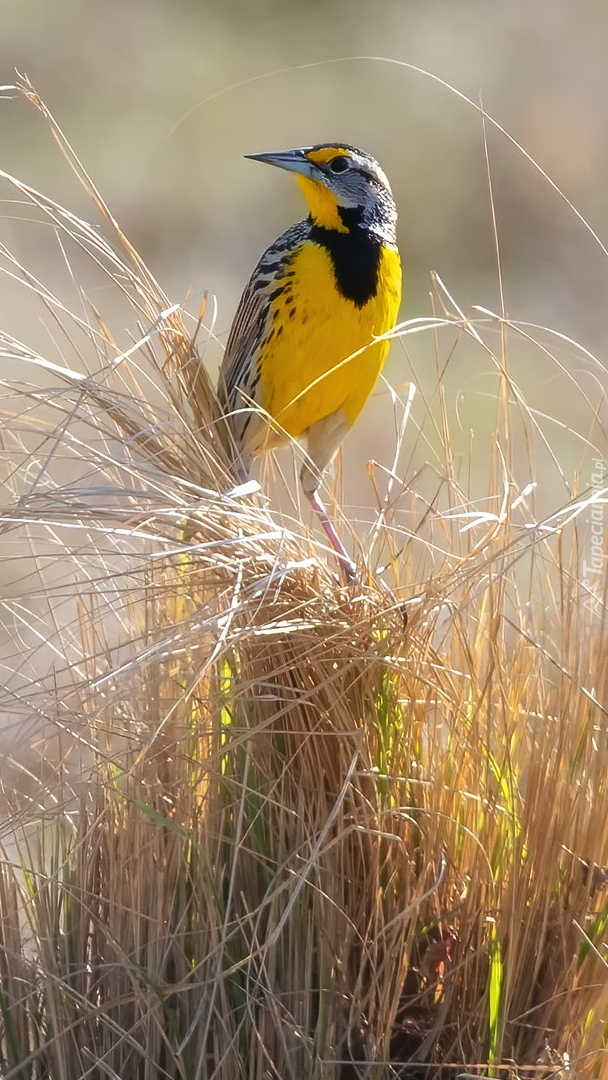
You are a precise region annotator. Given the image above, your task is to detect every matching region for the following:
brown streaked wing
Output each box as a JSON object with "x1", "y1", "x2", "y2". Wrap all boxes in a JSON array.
[
  {"x1": 219, "y1": 220, "x2": 309, "y2": 415},
  {"x1": 219, "y1": 281, "x2": 268, "y2": 414}
]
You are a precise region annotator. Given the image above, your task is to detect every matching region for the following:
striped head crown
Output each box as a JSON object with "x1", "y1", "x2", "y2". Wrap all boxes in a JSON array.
[{"x1": 246, "y1": 143, "x2": 398, "y2": 243}]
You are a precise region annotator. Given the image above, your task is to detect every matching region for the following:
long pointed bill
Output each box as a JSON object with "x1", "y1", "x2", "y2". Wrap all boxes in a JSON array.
[{"x1": 244, "y1": 147, "x2": 316, "y2": 180}]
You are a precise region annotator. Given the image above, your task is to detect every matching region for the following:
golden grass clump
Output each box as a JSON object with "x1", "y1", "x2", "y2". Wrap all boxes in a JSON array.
[{"x1": 0, "y1": 81, "x2": 606, "y2": 1079}]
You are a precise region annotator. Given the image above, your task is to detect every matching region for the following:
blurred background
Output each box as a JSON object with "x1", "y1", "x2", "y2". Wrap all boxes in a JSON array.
[
  {"x1": 1, "y1": 0, "x2": 607, "y2": 802},
  {"x1": 2, "y1": 0, "x2": 608, "y2": 461}
]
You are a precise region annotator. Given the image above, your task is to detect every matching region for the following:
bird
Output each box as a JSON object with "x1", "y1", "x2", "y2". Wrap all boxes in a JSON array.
[{"x1": 218, "y1": 142, "x2": 402, "y2": 582}]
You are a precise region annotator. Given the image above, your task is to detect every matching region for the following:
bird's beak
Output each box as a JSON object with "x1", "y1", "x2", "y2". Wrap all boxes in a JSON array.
[{"x1": 245, "y1": 147, "x2": 315, "y2": 180}]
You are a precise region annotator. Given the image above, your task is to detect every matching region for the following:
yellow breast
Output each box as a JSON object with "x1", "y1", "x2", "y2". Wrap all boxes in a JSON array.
[{"x1": 257, "y1": 241, "x2": 401, "y2": 446}]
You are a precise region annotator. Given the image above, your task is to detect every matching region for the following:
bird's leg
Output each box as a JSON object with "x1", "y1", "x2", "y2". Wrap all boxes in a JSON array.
[
  {"x1": 305, "y1": 487, "x2": 358, "y2": 584},
  {"x1": 301, "y1": 412, "x2": 359, "y2": 583}
]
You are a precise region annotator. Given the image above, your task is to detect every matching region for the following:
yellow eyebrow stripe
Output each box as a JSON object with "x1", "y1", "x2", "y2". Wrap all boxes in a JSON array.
[{"x1": 305, "y1": 146, "x2": 350, "y2": 166}]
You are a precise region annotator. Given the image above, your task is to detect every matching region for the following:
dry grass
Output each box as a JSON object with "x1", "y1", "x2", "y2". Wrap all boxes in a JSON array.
[{"x1": 0, "y1": 80, "x2": 607, "y2": 1079}]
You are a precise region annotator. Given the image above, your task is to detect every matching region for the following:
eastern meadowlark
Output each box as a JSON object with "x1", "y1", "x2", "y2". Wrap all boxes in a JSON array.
[{"x1": 218, "y1": 143, "x2": 402, "y2": 581}]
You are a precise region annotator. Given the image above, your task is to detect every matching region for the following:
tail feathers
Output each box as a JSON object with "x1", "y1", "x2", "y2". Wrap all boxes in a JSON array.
[
  {"x1": 219, "y1": 413, "x2": 252, "y2": 487},
  {"x1": 229, "y1": 451, "x2": 253, "y2": 486},
  {"x1": 217, "y1": 380, "x2": 253, "y2": 487}
]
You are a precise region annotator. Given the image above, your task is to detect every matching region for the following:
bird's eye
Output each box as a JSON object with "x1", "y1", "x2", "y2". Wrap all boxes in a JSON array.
[{"x1": 328, "y1": 156, "x2": 350, "y2": 173}]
